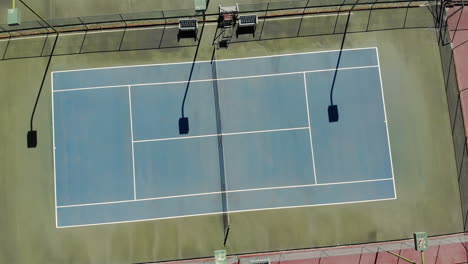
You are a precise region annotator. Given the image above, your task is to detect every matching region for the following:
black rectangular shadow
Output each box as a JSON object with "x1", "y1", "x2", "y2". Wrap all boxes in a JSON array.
[
  {"x1": 179, "y1": 117, "x2": 189, "y2": 134},
  {"x1": 328, "y1": 105, "x2": 339, "y2": 123},
  {"x1": 27, "y1": 130, "x2": 37, "y2": 148}
]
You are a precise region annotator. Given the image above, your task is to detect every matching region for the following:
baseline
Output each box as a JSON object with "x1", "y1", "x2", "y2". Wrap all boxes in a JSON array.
[
  {"x1": 56, "y1": 178, "x2": 395, "y2": 228},
  {"x1": 53, "y1": 65, "x2": 379, "y2": 93},
  {"x1": 56, "y1": 177, "x2": 393, "y2": 209}
]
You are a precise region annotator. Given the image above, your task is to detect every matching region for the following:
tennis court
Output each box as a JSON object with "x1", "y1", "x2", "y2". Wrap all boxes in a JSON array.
[{"x1": 52, "y1": 47, "x2": 395, "y2": 228}]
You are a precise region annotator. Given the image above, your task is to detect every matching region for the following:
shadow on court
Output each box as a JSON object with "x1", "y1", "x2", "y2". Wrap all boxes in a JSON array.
[
  {"x1": 179, "y1": 19, "x2": 206, "y2": 135},
  {"x1": 327, "y1": 0, "x2": 357, "y2": 123},
  {"x1": 0, "y1": 5, "x2": 436, "y2": 62}
]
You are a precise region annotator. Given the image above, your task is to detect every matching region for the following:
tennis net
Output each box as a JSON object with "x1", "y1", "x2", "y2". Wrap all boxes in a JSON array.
[{"x1": 211, "y1": 53, "x2": 231, "y2": 245}]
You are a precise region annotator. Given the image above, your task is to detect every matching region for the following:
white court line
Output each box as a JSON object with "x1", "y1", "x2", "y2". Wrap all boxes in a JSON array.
[
  {"x1": 41, "y1": 13, "x2": 351, "y2": 39},
  {"x1": 133, "y1": 127, "x2": 309, "y2": 143},
  {"x1": 223, "y1": 127, "x2": 309, "y2": 136},
  {"x1": 30, "y1": 25, "x2": 179, "y2": 38},
  {"x1": 54, "y1": 84, "x2": 129, "y2": 93},
  {"x1": 57, "y1": 190, "x2": 222, "y2": 208},
  {"x1": 375, "y1": 47, "x2": 397, "y2": 199},
  {"x1": 53, "y1": 65, "x2": 378, "y2": 92},
  {"x1": 51, "y1": 72, "x2": 59, "y2": 229},
  {"x1": 51, "y1": 47, "x2": 397, "y2": 227},
  {"x1": 134, "y1": 133, "x2": 219, "y2": 143},
  {"x1": 56, "y1": 32, "x2": 87, "y2": 37},
  {"x1": 228, "y1": 178, "x2": 394, "y2": 193},
  {"x1": 268, "y1": 12, "x2": 353, "y2": 21},
  {"x1": 0, "y1": 34, "x2": 54, "y2": 41},
  {"x1": 128, "y1": 86, "x2": 137, "y2": 200},
  {"x1": 52, "y1": 47, "x2": 377, "y2": 73},
  {"x1": 1, "y1": 12, "x2": 352, "y2": 42},
  {"x1": 57, "y1": 196, "x2": 396, "y2": 228},
  {"x1": 84, "y1": 25, "x2": 178, "y2": 33},
  {"x1": 87, "y1": 29, "x2": 128, "y2": 34},
  {"x1": 302, "y1": 73, "x2": 318, "y2": 184},
  {"x1": 128, "y1": 25, "x2": 180, "y2": 30},
  {"x1": 56, "y1": 178, "x2": 393, "y2": 209}
]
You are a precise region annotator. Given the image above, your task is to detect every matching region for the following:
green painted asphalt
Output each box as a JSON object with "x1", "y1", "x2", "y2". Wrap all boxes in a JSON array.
[{"x1": 0, "y1": 6, "x2": 463, "y2": 264}]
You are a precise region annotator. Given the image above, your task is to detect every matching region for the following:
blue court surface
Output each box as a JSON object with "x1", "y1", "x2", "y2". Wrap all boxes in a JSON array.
[{"x1": 52, "y1": 47, "x2": 396, "y2": 228}]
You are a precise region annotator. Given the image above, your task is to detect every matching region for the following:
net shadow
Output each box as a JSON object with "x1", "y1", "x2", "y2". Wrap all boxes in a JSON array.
[{"x1": 210, "y1": 49, "x2": 231, "y2": 246}]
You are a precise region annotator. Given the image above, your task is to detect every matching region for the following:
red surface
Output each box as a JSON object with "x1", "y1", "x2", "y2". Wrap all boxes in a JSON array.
[
  {"x1": 447, "y1": 7, "x2": 468, "y2": 136},
  {"x1": 318, "y1": 254, "x2": 363, "y2": 264},
  {"x1": 447, "y1": 7, "x2": 468, "y2": 31},
  {"x1": 452, "y1": 31, "x2": 468, "y2": 91},
  {"x1": 460, "y1": 91, "x2": 468, "y2": 137},
  {"x1": 436, "y1": 243, "x2": 468, "y2": 263},
  {"x1": 276, "y1": 245, "x2": 468, "y2": 264},
  {"x1": 166, "y1": 235, "x2": 468, "y2": 264}
]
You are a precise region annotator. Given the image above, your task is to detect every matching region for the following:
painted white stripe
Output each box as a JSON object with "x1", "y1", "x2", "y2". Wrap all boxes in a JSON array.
[
  {"x1": 57, "y1": 32, "x2": 86, "y2": 36},
  {"x1": 53, "y1": 65, "x2": 379, "y2": 92},
  {"x1": 52, "y1": 47, "x2": 377, "y2": 73},
  {"x1": 229, "y1": 178, "x2": 394, "y2": 193},
  {"x1": 0, "y1": 13, "x2": 351, "y2": 42},
  {"x1": 223, "y1": 127, "x2": 309, "y2": 136},
  {"x1": 69, "y1": 26, "x2": 195, "y2": 35},
  {"x1": 68, "y1": 12, "x2": 352, "y2": 35},
  {"x1": 56, "y1": 196, "x2": 396, "y2": 228},
  {"x1": 124, "y1": 26, "x2": 166, "y2": 32},
  {"x1": 51, "y1": 72, "x2": 59, "y2": 228},
  {"x1": 56, "y1": 24, "x2": 185, "y2": 36},
  {"x1": 134, "y1": 133, "x2": 219, "y2": 143},
  {"x1": 375, "y1": 47, "x2": 397, "y2": 199},
  {"x1": 52, "y1": 47, "x2": 397, "y2": 229},
  {"x1": 87, "y1": 29, "x2": 127, "y2": 34},
  {"x1": 128, "y1": 86, "x2": 137, "y2": 200},
  {"x1": 128, "y1": 25, "x2": 180, "y2": 30},
  {"x1": 56, "y1": 178, "x2": 393, "y2": 208},
  {"x1": 133, "y1": 127, "x2": 309, "y2": 143},
  {"x1": 0, "y1": 34, "x2": 53, "y2": 41},
  {"x1": 54, "y1": 85, "x2": 129, "y2": 93},
  {"x1": 269, "y1": 12, "x2": 353, "y2": 21},
  {"x1": 58, "y1": 190, "x2": 222, "y2": 208},
  {"x1": 303, "y1": 73, "x2": 318, "y2": 184},
  {"x1": 56, "y1": 211, "x2": 223, "y2": 228}
]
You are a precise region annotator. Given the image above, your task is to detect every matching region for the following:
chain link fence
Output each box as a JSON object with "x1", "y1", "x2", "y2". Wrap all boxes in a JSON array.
[
  {"x1": 432, "y1": 0, "x2": 468, "y2": 231},
  {"x1": 0, "y1": 0, "x2": 434, "y2": 60},
  {"x1": 143, "y1": 233, "x2": 468, "y2": 264}
]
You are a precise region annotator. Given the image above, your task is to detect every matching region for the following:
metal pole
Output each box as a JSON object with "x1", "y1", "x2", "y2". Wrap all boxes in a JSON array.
[
  {"x1": 421, "y1": 251, "x2": 425, "y2": 264},
  {"x1": 19, "y1": 0, "x2": 60, "y2": 147},
  {"x1": 12, "y1": 0, "x2": 15, "y2": 8}
]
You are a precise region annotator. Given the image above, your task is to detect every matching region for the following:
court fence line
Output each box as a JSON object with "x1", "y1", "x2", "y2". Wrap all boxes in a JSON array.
[
  {"x1": 433, "y1": 0, "x2": 468, "y2": 231},
  {"x1": 0, "y1": 0, "x2": 430, "y2": 36},
  {"x1": 0, "y1": 0, "x2": 434, "y2": 61},
  {"x1": 136, "y1": 232, "x2": 468, "y2": 264}
]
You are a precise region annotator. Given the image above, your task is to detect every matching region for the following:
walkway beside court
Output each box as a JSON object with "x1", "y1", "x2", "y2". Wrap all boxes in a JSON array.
[
  {"x1": 155, "y1": 233, "x2": 468, "y2": 264},
  {"x1": 444, "y1": 5, "x2": 468, "y2": 231}
]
